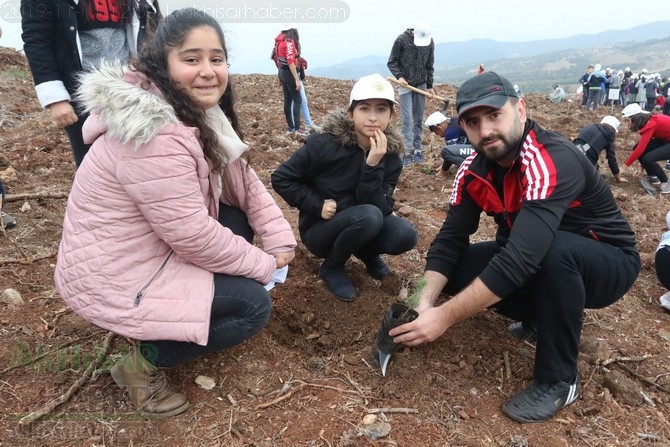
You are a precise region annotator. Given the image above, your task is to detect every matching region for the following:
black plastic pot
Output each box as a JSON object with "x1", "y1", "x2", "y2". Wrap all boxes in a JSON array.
[{"x1": 371, "y1": 302, "x2": 419, "y2": 366}]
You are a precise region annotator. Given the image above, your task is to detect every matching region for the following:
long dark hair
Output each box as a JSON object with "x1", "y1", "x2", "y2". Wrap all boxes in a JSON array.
[
  {"x1": 283, "y1": 28, "x2": 301, "y2": 56},
  {"x1": 630, "y1": 113, "x2": 652, "y2": 132},
  {"x1": 133, "y1": 8, "x2": 242, "y2": 170}
]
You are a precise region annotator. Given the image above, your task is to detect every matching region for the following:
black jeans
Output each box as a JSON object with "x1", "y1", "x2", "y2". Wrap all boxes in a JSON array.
[
  {"x1": 441, "y1": 231, "x2": 640, "y2": 383},
  {"x1": 637, "y1": 139, "x2": 670, "y2": 182},
  {"x1": 141, "y1": 205, "x2": 272, "y2": 368},
  {"x1": 301, "y1": 204, "x2": 418, "y2": 266},
  {"x1": 65, "y1": 109, "x2": 91, "y2": 167},
  {"x1": 278, "y1": 68, "x2": 302, "y2": 131},
  {"x1": 656, "y1": 246, "x2": 670, "y2": 290}
]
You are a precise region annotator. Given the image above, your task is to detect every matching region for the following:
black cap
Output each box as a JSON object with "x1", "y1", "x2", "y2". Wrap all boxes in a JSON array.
[{"x1": 456, "y1": 72, "x2": 519, "y2": 117}]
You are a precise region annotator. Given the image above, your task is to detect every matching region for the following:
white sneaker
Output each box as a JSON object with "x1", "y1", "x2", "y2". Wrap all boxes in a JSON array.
[
  {"x1": 661, "y1": 291, "x2": 670, "y2": 312},
  {"x1": 660, "y1": 183, "x2": 670, "y2": 194}
]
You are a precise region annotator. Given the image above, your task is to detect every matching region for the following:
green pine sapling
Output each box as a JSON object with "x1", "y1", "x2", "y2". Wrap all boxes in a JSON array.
[{"x1": 404, "y1": 277, "x2": 427, "y2": 310}]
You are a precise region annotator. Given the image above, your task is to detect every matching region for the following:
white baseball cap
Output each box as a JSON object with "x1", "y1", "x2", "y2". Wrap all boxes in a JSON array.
[
  {"x1": 349, "y1": 74, "x2": 398, "y2": 106},
  {"x1": 413, "y1": 21, "x2": 432, "y2": 46},
  {"x1": 621, "y1": 103, "x2": 650, "y2": 118},
  {"x1": 600, "y1": 116, "x2": 620, "y2": 133},
  {"x1": 425, "y1": 111, "x2": 447, "y2": 128}
]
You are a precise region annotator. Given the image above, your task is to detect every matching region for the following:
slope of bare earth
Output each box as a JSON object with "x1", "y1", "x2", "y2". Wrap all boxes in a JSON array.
[{"x1": 1, "y1": 47, "x2": 669, "y2": 446}]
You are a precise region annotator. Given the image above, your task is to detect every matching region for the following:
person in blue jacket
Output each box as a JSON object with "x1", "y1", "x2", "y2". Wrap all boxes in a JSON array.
[{"x1": 424, "y1": 111, "x2": 474, "y2": 175}]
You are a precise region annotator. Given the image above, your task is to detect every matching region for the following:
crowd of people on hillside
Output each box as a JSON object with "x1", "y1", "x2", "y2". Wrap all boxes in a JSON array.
[
  {"x1": 4, "y1": 6, "x2": 670, "y2": 427},
  {"x1": 579, "y1": 64, "x2": 668, "y2": 113}
]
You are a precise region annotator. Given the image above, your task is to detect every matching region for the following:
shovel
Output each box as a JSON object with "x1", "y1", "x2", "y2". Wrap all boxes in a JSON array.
[
  {"x1": 371, "y1": 302, "x2": 419, "y2": 376},
  {"x1": 386, "y1": 76, "x2": 450, "y2": 111}
]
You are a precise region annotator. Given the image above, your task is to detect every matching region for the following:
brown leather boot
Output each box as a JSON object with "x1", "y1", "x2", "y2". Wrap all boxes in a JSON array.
[{"x1": 110, "y1": 349, "x2": 189, "y2": 418}]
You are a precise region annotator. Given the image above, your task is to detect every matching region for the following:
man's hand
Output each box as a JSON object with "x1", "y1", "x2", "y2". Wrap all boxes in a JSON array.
[
  {"x1": 321, "y1": 199, "x2": 337, "y2": 219},
  {"x1": 397, "y1": 77, "x2": 409, "y2": 88},
  {"x1": 47, "y1": 101, "x2": 78, "y2": 128},
  {"x1": 389, "y1": 305, "x2": 450, "y2": 346},
  {"x1": 427, "y1": 88, "x2": 435, "y2": 99}
]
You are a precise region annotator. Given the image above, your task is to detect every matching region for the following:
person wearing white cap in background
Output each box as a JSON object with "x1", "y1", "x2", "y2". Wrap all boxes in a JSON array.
[
  {"x1": 585, "y1": 64, "x2": 607, "y2": 110},
  {"x1": 655, "y1": 211, "x2": 670, "y2": 313},
  {"x1": 424, "y1": 111, "x2": 474, "y2": 175},
  {"x1": 387, "y1": 20, "x2": 435, "y2": 166},
  {"x1": 606, "y1": 69, "x2": 621, "y2": 107},
  {"x1": 620, "y1": 103, "x2": 670, "y2": 193},
  {"x1": 272, "y1": 74, "x2": 418, "y2": 302},
  {"x1": 572, "y1": 116, "x2": 626, "y2": 182}
]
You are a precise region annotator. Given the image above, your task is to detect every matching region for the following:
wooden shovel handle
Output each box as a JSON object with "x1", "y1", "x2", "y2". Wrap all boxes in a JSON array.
[{"x1": 386, "y1": 76, "x2": 446, "y2": 102}]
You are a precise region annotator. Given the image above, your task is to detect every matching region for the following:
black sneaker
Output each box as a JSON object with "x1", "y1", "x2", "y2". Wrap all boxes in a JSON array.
[
  {"x1": 502, "y1": 374, "x2": 580, "y2": 423},
  {"x1": 363, "y1": 256, "x2": 391, "y2": 280},
  {"x1": 507, "y1": 320, "x2": 537, "y2": 343},
  {"x1": 318, "y1": 262, "x2": 357, "y2": 302},
  {"x1": 648, "y1": 175, "x2": 661, "y2": 186}
]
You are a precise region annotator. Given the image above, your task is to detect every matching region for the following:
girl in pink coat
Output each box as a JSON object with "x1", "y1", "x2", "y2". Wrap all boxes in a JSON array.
[{"x1": 54, "y1": 8, "x2": 296, "y2": 417}]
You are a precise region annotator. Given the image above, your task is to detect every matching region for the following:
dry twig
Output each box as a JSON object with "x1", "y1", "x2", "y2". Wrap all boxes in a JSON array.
[
  {"x1": 365, "y1": 407, "x2": 418, "y2": 414},
  {"x1": 255, "y1": 379, "x2": 371, "y2": 410},
  {"x1": 0, "y1": 331, "x2": 105, "y2": 374},
  {"x1": 18, "y1": 332, "x2": 115, "y2": 426},
  {"x1": 0, "y1": 252, "x2": 57, "y2": 266},
  {"x1": 600, "y1": 355, "x2": 651, "y2": 367},
  {"x1": 5, "y1": 192, "x2": 70, "y2": 203}
]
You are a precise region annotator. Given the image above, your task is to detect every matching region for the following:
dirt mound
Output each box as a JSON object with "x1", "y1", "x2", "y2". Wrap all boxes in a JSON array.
[{"x1": 1, "y1": 46, "x2": 669, "y2": 446}]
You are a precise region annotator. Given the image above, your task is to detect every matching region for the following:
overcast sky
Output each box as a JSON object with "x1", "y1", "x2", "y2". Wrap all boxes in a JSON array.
[{"x1": 0, "y1": 0, "x2": 664, "y2": 74}]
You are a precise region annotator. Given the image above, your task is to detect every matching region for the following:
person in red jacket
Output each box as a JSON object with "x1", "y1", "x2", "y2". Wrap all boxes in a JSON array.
[
  {"x1": 272, "y1": 25, "x2": 303, "y2": 133},
  {"x1": 621, "y1": 103, "x2": 670, "y2": 193},
  {"x1": 388, "y1": 72, "x2": 639, "y2": 423}
]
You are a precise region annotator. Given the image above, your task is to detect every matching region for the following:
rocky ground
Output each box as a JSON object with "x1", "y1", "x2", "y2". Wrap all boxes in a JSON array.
[{"x1": 1, "y1": 46, "x2": 670, "y2": 446}]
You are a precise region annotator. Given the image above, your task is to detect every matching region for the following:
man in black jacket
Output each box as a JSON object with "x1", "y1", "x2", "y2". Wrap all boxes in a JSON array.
[
  {"x1": 389, "y1": 72, "x2": 640, "y2": 423},
  {"x1": 387, "y1": 21, "x2": 434, "y2": 166}
]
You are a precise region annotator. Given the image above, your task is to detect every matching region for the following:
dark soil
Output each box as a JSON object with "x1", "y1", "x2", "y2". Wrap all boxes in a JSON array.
[{"x1": 1, "y1": 46, "x2": 670, "y2": 447}]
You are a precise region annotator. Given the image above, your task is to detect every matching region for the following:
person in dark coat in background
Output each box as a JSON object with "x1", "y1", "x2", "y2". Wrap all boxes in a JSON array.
[
  {"x1": 387, "y1": 20, "x2": 435, "y2": 166},
  {"x1": 21, "y1": 0, "x2": 162, "y2": 166},
  {"x1": 573, "y1": 116, "x2": 627, "y2": 183}
]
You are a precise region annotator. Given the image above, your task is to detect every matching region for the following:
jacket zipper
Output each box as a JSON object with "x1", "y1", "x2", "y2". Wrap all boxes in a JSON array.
[{"x1": 134, "y1": 251, "x2": 173, "y2": 307}]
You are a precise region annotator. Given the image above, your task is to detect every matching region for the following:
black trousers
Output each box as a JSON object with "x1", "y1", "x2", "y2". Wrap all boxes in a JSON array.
[
  {"x1": 656, "y1": 246, "x2": 670, "y2": 290},
  {"x1": 441, "y1": 231, "x2": 640, "y2": 383},
  {"x1": 278, "y1": 68, "x2": 302, "y2": 131},
  {"x1": 65, "y1": 110, "x2": 91, "y2": 167}
]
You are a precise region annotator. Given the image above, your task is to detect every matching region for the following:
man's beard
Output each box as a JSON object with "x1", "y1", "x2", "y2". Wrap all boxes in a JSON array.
[{"x1": 474, "y1": 116, "x2": 523, "y2": 164}]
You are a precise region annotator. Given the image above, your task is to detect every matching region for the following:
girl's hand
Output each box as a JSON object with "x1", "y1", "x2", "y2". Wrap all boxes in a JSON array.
[
  {"x1": 274, "y1": 250, "x2": 295, "y2": 268},
  {"x1": 366, "y1": 128, "x2": 387, "y2": 166},
  {"x1": 321, "y1": 199, "x2": 337, "y2": 219},
  {"x1": 47, "y1": 101, "x2": 78, "y2": 128}
]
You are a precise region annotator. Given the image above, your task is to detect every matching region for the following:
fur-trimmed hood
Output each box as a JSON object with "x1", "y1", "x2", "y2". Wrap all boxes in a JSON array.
[
  {"x1": 76, "y1": 64, "x2": 179, "y2": 148},
  {"x1": 320, "y1": 108, "x2": 405, "y2": 157}
]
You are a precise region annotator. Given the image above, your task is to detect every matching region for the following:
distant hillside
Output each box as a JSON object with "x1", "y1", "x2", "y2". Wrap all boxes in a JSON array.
[{"x1": 309, "y1": 21, "x2": 670, "y2": 93}]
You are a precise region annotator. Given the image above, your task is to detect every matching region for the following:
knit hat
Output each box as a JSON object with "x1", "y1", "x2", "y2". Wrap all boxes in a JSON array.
[{"x1": 349, "y1": 74, "x2": 397, "y2": 106}]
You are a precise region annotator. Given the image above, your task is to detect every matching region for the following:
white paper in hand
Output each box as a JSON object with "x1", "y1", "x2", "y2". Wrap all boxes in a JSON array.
[{"x1": 263, "y1": 265, "x2": 289, "y2": 291}]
